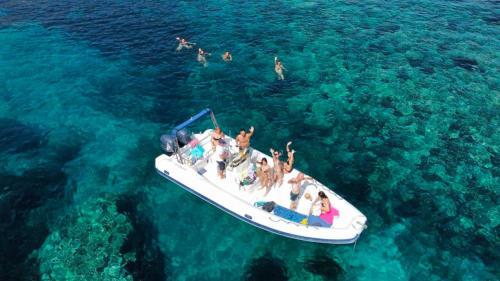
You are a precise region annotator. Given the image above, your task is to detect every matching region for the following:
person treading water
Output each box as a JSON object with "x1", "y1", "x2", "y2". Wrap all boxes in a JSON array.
[
  {"x1": 274, "y1": 56, "x2": 286, "y2": 80},
  {"x1": 175, "y1": 37, "x2": 195, "y2": 52},
  {"x1": 198, "y1": 48, "x2": 211, "y2": 67},
  {"x1": 222, "y1": 51, "x2": 233, "y2": 61}
]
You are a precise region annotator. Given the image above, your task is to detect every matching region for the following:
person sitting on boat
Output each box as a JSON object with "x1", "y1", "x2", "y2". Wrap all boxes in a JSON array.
[
  {"x1": 197, "y1": 48, "x2": 210, "y2": 67},
  {"x1": 288, "y1": 172, "x2": 312, "y2": 210},
  {"x1": 270, "y1": 148, "x2": 284, "y2": 187},
  {"x1": 235, "y1": 126, "x2": 254, "y2": 158},
  {"x1": 215, "y1": 139, "x2": 229, "y2": 179},
  {"x1": 274, "y1": 56, "x2": 286, "y2": 80},
  {"x1": 175, "y1": 37, "x2": 195, "y2": 51},
  {"x1": 307, "y1": 191, "x2": 337, "y2": 227},
  {"x1": 283, "y1": 141, "x2": 295, "y2": 174},
  {"x1": 222, "y1": 51, "x2": 233, "y2": 61},
  {"x1": 256, "y1": 157, "x2": 272, "y2": 195},
  {"x1": 211, "y1": 127, "x2": 225, "y2": 152}
]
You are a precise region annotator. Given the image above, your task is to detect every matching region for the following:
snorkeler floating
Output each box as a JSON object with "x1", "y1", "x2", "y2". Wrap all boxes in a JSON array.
[{"x1": 175, "y1": 37, "x2": 196, "y2": 52}]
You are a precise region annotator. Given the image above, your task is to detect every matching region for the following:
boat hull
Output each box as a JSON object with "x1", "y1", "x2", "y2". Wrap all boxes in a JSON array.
[{"x1": 156, "y1": 167, "x2": 362, "y2": 244}]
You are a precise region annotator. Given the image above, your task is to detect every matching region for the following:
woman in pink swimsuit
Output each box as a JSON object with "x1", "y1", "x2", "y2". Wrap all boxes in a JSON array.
[{"x1": 308, "y1": 191, "x2": 337, "y2": 227}]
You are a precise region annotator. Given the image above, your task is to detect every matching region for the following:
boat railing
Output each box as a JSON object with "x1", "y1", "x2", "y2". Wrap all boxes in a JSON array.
[
  {"x1": 168, "y1": 108, "x2": 218, "y2": 165},
  {"x1": 177, "y1": 131, "x2": 213, "y2": 166}
]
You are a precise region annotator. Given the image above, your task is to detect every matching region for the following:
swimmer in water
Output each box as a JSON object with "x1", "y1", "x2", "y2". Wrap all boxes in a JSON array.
[
  {"x1": 274, "y1": 56, "x2": 286, "y2": 80},
  {"x1": 175, "y1": 37, "x2": 195, "y2": 52},
  {"x1": 198, "y1": 48, "x2": 210, "y2": 67},
  {"x1": 222, "y1": 51, "x2": 233, "y2": 61}
]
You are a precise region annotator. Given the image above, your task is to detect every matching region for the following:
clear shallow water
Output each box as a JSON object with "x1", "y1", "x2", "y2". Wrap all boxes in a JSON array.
[{"x1": 0, "y1": 0, "x2": 498, "y2": 280}]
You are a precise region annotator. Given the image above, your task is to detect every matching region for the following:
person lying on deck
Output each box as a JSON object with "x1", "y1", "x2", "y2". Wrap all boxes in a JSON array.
[
  {"x1": 288, "y1": 172, "x2": 313, "y2": 210},
  {"x1": 307, "y1": 191, "x2": 336, "y2": 227}
]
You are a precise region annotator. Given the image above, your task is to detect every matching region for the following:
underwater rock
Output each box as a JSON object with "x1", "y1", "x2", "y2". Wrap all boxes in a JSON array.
[
  {"x1": 407, "y1": 57, "x2": 422, "y2": 68},
  {"x1": 38, "y1": 195, "x2": 134, "y2": 281},
  {"x1": 397, "y1": 68, "x2": 410, "y2": 81},
  {"x1": 394, "y1": 196, "x2": 421, "y2": 218},
  {"x1": 0, "y1": 118, "x2": 46, "y2": 154},
  {"x1": 244, "y1": 255, "x2": 288, "y2": 281},
  {"x1": 37, "y1": 193, "x2": 169, "y2": 281},
  {"x1": 0, "y1": 167, "x2": 68, "y2": 281},
  {"x1": 116, "y1": 193, "x2": 170, "y2": 281},
  {"x1": 304, "y1": 253, "x2": 343, "y2": 280},
  {"x1": 375, "y1": 24, "x2": 400, "y2": 35},
  {"x1": 452, "y1": 57, "x2": 479, "y2": 71},
  {"x1": 419, "y1": 66, "x2": 434, "y2": 74}
]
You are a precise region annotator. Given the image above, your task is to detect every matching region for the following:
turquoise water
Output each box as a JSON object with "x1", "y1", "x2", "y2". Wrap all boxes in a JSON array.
[{"x1": 0, "y1": 0, "x2": 498, "y2": 280}]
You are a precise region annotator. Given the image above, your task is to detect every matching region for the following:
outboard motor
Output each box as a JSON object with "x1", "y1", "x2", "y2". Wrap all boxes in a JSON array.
[
  {"x1": 160, "y1": 134, "x2": 177, "y2": 156},
  {"x1": 176, "y1": 128, "x2": 192, "y2": 147}
]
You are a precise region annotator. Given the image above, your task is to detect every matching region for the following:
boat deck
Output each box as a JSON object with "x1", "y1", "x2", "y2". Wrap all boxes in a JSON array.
[{"x1": 178, "y1": 129, "x2": 357, "y2": 229}]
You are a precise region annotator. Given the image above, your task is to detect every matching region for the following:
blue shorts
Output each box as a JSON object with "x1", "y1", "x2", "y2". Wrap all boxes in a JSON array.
[{"x1": 217, "y1": 161, "x2": 226, "y2": 171}]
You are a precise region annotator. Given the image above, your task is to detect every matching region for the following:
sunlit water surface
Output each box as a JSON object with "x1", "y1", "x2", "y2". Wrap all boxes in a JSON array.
[{"x1": 0, "y1": 0, "x2": 498, "y2": 280}]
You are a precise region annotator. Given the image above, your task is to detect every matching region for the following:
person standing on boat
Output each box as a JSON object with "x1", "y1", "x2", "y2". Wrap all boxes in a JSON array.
[
  {"x1": 235, "y1": 126, "x2": 254, "y2": 157},
  {"x1": 211, "y1": 127, "x2": 225, "y2": 152},
  {"x1": 288, "y1": 173, "x2": 312, "y2": 210},
  {"x1": 198, "y1": 48, "x2": 210, "y2": 67},
  {"x1": 270, "y1": 148, "x2": 284, "y2": 187},
  {"x1": 307, "y1": 191, "x2": 337, "y2": 227},
  {"x1": 274, "y1": 56, "x2": 286, "y2": 80},
  {"x1": 175, "y1": 37, "x2": 195, "y2": 52},
  {"x1": 215, "y1": 139, "x2": 229, "y2": 179},
  {"x1": 257, "y1": 157, "x2": 272, "y2": 195},
  {"x1": 283, "y1": 141, "x2": 295, "y2": 174}
]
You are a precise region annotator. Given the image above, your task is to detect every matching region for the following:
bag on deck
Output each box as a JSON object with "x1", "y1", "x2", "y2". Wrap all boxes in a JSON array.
[{"x1": 262, "y1": 201, "x2": 276, "y2": 212}]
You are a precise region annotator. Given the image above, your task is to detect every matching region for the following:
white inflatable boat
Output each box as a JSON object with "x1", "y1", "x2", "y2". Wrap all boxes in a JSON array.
[{"x1": 155, "y1": 109, "x2": 367, "y2": 244}]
